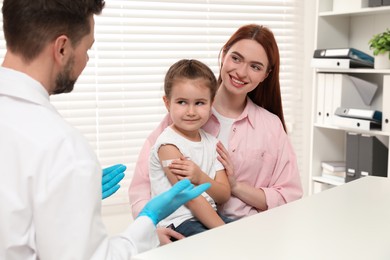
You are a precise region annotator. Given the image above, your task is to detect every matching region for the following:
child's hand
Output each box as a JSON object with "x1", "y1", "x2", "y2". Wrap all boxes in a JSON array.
[
  {"x1": 157, "y1": 227, "x2": 185, "y2": 245},
  {"x1": 169, "y1": 156, "x2": 203, "y2": 184}
]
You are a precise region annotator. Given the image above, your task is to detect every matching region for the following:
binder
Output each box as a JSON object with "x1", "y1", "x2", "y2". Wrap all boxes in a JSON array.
[
  {"x1": 358, "y1": 134, "x2": 388, "y2": 178},
  {"x1": 332, "y1": 116, "x2": 381, "y2": 131},
  {"x1": 318, "y1": 73, "x2": 377, "y2": 128},
  {"x1": 315, "y1": 73, "x2": 326, "y2": 124},
  {"x1": 382, "y1": 76, "x2": 390, "y2": 132},
  {"x1": 359, "y1": 134, "x2": 388, "y2": 177},
  {"x1": 313, "y1": 48, "x2": 374, "y2": 63},
  {"x1": 311, "y1": 58, "x2": 374, "y2": 69},
  {"x1": 323, "y1": 74, "x2": 334, "y2": 125},
  {"x1": 346, "y1": 132, "x2": 360, "y2": 182},
  {"x1": 345, "y1": 133, "x2": 388, "y2": 183},
  {"x1": 368, "y1": 0, "x2": 383, "y2": 7},
  {"x1": 334, "y1": 107, "x2": 382, "y2": 123}
]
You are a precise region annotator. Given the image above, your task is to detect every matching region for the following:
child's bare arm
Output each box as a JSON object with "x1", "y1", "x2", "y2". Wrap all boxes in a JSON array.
[
  {"x1": 186, "y1": 196, "x2": 225, "y2": 228},
  {"x1": 158, "y1": 145, "x2": 225, "y2": 228},
  {"x1": 169, "y1": 158, "x2": 231, "y2": 204}
]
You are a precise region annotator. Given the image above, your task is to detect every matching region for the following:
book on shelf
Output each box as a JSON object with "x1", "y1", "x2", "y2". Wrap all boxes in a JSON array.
[
  {"x1": 313, "y1": 48, "x2": 374, "y2": 63},
  {"x1": 321, "y1": 161, "x2": 346, "y2": 172},
  {"x1": 334, "y1": 107, "x2": 382, "y2": 123},
  {"x1": 311, "y1": 58, "x2": 374, "y2": 69},
  {"x1": 321, "y1": 172, "x2": 346, "y2": 184},
  {"x1": 322, "y1": 168, "x2": 346, "y2": 178}
]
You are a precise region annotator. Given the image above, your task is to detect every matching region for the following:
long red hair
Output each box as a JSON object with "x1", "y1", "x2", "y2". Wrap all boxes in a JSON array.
[{"x1": 218, "y1": 24, "x2": 286, "y2": 132}]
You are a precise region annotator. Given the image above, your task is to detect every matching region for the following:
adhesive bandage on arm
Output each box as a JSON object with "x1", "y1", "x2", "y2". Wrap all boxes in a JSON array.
[
  {"x1": 162, "y1": 159, "x2": 175, "y2": 168},
  {"x1": 161, "y1": 157, "x2": 190, "y2": 168}
]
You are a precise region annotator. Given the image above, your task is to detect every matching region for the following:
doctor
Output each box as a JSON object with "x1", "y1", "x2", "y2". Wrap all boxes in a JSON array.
[{"x1": 0, "y1": 0, "x2": 210, "y2": 259}]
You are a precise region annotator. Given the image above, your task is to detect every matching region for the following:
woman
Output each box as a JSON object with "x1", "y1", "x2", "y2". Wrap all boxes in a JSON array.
[{"x1": 129, "y1": 24, "x2": 303, "y2": 243}]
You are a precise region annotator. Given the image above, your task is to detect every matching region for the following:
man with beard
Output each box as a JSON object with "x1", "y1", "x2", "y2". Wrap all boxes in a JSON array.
[{"x1": 0, "y1": 1, "x2": 210, "y2": 259}]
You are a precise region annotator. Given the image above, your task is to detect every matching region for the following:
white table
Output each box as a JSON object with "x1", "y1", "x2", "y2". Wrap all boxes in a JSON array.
[{"x1": 133, "y1": 176, "x2": 390, "y2": 260}]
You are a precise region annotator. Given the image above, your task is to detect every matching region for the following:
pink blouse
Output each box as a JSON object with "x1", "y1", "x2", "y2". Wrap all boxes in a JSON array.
[{"x1": 129, "y1": 98, "x2": 303, "y2": 219}]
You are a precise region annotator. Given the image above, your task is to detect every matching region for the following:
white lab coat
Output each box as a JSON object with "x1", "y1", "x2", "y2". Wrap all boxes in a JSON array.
[{"x1": 0, "y1": 67, "x2": 159, "y2": 259}]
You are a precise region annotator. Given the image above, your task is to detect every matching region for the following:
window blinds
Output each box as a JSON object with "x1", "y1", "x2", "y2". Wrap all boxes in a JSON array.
[{"x1": 0, "y1": 0, "x2": 304, "y2": 207}]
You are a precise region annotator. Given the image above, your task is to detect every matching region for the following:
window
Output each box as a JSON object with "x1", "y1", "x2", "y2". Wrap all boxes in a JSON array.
[{"x1": 0, "y1": 0, "x2": 304, "y2": 207}]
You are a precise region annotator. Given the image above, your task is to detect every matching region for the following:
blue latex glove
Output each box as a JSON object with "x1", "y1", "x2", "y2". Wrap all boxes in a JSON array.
[
  {"x1": 102, "y1": 164, "x2": 126, "y2": 200},
  {"x1": 138, "y1": 179, "x2": 211, "y2": 225}
]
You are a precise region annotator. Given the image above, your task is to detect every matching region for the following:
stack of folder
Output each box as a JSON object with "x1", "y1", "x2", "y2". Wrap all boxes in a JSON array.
[{"x1": 311, "y1": 48, "x2": 374, "y2": 69}]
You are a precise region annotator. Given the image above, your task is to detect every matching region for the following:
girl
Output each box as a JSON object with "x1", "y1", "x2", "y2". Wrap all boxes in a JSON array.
[{"x1": 149, "y1": 59, "x2": 232, "y2": 238}]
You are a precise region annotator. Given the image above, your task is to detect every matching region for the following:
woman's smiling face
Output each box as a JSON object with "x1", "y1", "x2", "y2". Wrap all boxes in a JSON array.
[{"x1": 220, "y1": 39, "x2": 269, "y2": 96}]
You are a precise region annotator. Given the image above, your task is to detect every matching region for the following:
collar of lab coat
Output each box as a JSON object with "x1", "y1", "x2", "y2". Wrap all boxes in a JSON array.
[{"x1": 0, "y1": 67, "x2": 57, "y2": 113}]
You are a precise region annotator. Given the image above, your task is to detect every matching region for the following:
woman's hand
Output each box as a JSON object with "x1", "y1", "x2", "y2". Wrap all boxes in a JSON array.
[
  {"x1": 169, "y1": 156, "x2": 203, "y2": 184},
  {"x1": 216, "y1": 141, "x2": 237, "y2": 189}
]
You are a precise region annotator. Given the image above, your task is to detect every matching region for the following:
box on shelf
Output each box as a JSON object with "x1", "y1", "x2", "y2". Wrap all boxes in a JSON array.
[{"x1": 333, "y1": 0, "x2": 361, "y2": 11}]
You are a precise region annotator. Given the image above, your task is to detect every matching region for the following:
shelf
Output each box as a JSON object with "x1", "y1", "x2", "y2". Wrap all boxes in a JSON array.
[
  {"x1": 315, "y1": 68, "x2": 390, "y2": 74},
  {"x1": 310, "y1": 0, "x2": 390, "y2": 195},
  {"x1": 313, "y1": 124, "x2": 390, "y2": 136},
  {"x1": 319, "y1": 6, "x2": 390, "y2": 17},
  {"x1": 312, "y1": 176, "x2": 345, "y2": 186}
]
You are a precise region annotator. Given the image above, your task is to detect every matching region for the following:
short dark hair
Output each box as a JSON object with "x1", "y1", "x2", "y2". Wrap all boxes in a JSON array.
[
  {"x1": 2, "y1": 0, "x2": 105, "y2": 62},
  {"x1": 164, "y1": 59, "x2": 218, "y2": 101}
]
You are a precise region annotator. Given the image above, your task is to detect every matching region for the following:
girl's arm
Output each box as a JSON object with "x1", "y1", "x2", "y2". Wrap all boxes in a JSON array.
[
  {"x1": 185, "y1": 196, "x2": 225, "y2": 228},
  {"x1": 169, "y1": 158, "x2": 231, "y2": 204},
  {"x1": 158, "y1": 145, "x2": 225, "y2": 228}
]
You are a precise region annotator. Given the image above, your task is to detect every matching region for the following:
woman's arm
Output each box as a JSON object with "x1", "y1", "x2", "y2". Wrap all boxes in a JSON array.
[
  {"x1": 228, "y1": 180, "x2": 267, "y2": 211},
  {"x1": 216, "y1": 141, "x2": 268, "y2": 211},
  {"x1": 159, "y1": 145, "x2": 225, "y2": 229}
]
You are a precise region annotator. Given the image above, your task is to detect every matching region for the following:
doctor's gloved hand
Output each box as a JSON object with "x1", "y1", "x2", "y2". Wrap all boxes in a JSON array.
[
  {"x1": 138, "y1": 179, "x2": 211, "y2": 225},
  {"x1": 102, "y1": 164, "x2": 126, "y2": 200}
]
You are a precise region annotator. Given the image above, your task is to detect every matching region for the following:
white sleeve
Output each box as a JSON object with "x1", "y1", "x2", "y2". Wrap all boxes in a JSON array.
[
  {"x1": 108, "y1": 217, "x2": 159, "y2": 257},
  {"x1": 34, "y1": 134, "x2": 159, "y2": 260}
]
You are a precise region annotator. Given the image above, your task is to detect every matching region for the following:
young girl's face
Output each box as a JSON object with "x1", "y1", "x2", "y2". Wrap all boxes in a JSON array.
[
  {"x1": 164, "y1": 78, "x2": 212, "y2": 139},
  {"x1": 220, "y1": 39, "x2": 269, "y2": 97}
]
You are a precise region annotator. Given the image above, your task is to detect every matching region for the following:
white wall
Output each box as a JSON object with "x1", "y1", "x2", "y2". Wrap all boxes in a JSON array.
[{"x1": 302, "y1": 1, "x2": 317, "y2": 196}]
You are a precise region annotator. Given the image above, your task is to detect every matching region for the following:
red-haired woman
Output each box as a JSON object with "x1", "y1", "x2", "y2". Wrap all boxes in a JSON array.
[{"x1": 129, "y1": 24, "x2": 303, "y2": 244}]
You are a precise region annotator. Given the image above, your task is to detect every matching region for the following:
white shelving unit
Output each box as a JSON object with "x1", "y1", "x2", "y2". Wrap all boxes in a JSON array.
[{"x1": 309, "y1": 0, "x2": 390, "y2": 194}]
